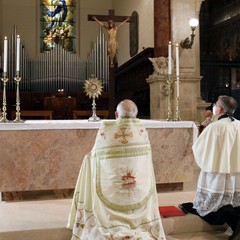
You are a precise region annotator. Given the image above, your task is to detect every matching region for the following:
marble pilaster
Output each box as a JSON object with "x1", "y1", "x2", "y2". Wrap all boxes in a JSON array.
[{"x1": 146, "y1": 74, "x2": 169, "y2": 120}]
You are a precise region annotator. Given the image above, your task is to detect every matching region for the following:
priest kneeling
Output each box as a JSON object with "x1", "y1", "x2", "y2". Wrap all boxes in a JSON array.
[
  {"x1": 67, "y1": 99, "x2": 166, "y2": 240},
  {"x1": 179, "y1": 95, "x2": 240, "y2": 240}
]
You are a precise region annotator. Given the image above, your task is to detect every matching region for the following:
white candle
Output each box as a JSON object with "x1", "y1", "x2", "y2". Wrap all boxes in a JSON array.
[
  {"x1": 16, "y1": 35, "x2": 20, "y2": 74},
  {"x1": 3, "y1": 37, "x2": 8, "y2": 74},
  {"x1": 168, "y1": 41, "x2": 171, "y2": 75},
  {"x1": 176, "y1": 43, "x2": 179, "y2": 76},
  {"x1": 176, "y1": 43, "x2": 180, "y2": 97}
]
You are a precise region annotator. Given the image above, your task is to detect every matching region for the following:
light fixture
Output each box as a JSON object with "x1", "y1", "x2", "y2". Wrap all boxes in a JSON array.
[{"x1": 180, "y1": 18, "x2": 199, "y2": 49}]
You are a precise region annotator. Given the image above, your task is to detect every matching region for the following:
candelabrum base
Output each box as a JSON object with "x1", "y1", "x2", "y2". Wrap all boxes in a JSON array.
[
  {"x1": 14, "y1": 75, "x2": 23, "y2": 123},
  {"x1": 0, "y1": 116, "x2": 8, "y2": 123},
  {"x1": 174, "y1": 97, "x2": 181, "y2": 121},
  {"x1": 166, "y1": 76, "x2": 174, "y2": 121},
  {"x1": 13, "y1": 117, "x2": 24, "y2": 123},
  {"x1": 88, "y1": 115, "x2": 100, "y2": 122},
  {"x1": 1, "y1": 76, "x2": 9, "y2": 123},
  {"x1": 174, "y1": 117, "x2": 181, "y2": 121}
]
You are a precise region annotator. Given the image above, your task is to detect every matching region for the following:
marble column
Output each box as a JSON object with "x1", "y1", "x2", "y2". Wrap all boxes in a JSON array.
[
  {"x1": 154, "y1": 0, "x2": 171, "y2": 57},
  {"x1": 148, "y1": 0, "x2": 205, "y2": 122}
]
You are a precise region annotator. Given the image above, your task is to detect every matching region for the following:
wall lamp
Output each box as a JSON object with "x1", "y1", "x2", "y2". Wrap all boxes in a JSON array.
[{"x1": 180, "y1": 18, "x2": 199, "y2": 49}]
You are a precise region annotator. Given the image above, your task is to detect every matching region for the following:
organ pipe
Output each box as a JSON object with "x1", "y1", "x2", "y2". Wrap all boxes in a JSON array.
[
  {"x1": 86, "y1": 27, "x2": 109, "y2": 92},
  {"x1": 0, "y1": 26, "x2": 92, "y2": 93}
]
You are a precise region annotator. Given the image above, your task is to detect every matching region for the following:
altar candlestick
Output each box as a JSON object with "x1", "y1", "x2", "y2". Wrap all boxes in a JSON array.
[
  {"x1": 16, "y1": 35, "x2": 20, "y2": 74},
  {"x1": 176, "y1": 43, "x2": 180, "y2": 97},
  {"x1": 176, "y1": 76, "x2": 180, "y2": 98},
  {"x1": 168, "y1": 41, "x2": 171, "y2": 75},
  {"x1": 3, "y1": 37, "x2": 8, "y2": 74}
]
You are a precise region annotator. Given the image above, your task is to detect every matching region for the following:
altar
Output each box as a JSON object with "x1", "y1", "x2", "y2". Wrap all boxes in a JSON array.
[{"x1": 0, "y1": 120, "x2": 198, "y2": 195}]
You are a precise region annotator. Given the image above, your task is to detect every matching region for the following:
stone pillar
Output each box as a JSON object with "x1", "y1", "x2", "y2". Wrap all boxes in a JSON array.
[
  {"x1": 170, "y1": 0, "x2": 204, "y2": 121},
  {"x1": 148, "y1": 0, "x2": 205, "y2": 122},
  {"x1": 146, "y1": 74, "x2": 169, "y2": 120},
  {"x1": 154, "y1": 0, "x2": 171, "y2": 57}
]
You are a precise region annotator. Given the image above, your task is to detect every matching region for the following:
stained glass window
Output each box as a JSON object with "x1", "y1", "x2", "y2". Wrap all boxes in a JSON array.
[{"x1": 40, "y1": 0, "x2": 75, "y2": 52}]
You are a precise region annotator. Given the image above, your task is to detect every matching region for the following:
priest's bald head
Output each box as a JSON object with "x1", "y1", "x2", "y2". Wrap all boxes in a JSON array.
[{"x1": 115, "y1": 99, "x2": 138, "y2": 119}]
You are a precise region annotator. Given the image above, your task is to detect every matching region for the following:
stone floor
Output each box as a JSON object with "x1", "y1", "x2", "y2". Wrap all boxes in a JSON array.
[{"x1": 0, "y1": 169, "x2": 233, "y2": 240}]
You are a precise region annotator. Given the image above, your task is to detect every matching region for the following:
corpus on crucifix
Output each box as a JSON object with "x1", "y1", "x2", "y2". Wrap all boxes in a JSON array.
[{"x1": 88, "y1": 10, "x2": 130, "y2": 68}]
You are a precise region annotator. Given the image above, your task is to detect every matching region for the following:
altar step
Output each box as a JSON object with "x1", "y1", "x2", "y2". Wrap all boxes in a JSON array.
[
  {"x1": 158, "y1": 191, "x2": 231, "y2": 240},
  {"x1": 0, "y1": 228, "x2": 71, "y2": 240},
  {"x1": 0, "y1": 199, "x2": 72, "y2": 240},
  {"x1": 163, "y1": 213, "x2": 230, "y2": 239},
  {"x1": 0, "y1": 192, "x2": 232, "y2": 240}
]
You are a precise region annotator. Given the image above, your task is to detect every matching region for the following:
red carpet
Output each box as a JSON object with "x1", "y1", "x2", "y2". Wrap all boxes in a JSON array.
[{"x1": 159, "y1": 206, "x2": 186, "y2": 217}]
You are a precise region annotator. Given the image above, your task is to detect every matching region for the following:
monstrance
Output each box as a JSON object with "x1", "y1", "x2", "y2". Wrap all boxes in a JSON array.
[{"x1": 84, "y1": 77, "x2": 103, "y2": 121}]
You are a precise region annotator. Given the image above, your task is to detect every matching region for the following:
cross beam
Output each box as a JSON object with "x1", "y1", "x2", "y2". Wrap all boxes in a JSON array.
[{"x1": 88, "y1": 9, "x2": 129, "y2": 23}]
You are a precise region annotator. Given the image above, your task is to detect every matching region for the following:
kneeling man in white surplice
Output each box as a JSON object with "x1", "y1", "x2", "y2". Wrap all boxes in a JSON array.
[{"x1": 67, "y1": 99, "x2": 166, "y2": 240}]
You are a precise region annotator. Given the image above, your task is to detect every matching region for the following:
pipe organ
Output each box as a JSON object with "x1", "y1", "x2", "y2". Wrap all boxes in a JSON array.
[
  {"x1": 86, "y1": 27, "x2": 109, "y2": 92},
  {"x1": 30, "y1": 45, "x2": 86, "y2": 92},
  {"x1": 0, "y1": 26, "x2": 109, "y2": 94}
]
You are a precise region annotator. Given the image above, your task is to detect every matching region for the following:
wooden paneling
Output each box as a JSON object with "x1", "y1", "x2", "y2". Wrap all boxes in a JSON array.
[{"x1": 115, "y1": 48, "x2": 154, "y2": 118}]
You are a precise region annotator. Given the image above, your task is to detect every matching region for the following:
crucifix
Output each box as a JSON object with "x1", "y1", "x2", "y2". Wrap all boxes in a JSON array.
[
  {"x1": 88, "y1": 9, "x2": 130, "y2": 68},
  {"x1": 88, "y1": 10, "x2": 131, "y2": 118}
]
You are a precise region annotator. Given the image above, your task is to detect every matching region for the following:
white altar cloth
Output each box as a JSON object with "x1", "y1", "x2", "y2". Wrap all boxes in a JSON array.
[{"x1": 0, "y1": 119, "x2": 198, "y2": 136}]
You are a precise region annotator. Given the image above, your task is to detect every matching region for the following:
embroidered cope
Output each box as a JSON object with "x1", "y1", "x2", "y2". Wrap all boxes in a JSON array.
[{"x1": 67, "y1": 118, "x2": 166, "y2": 239}]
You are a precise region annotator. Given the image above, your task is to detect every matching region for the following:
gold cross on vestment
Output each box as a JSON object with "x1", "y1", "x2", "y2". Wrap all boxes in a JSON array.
[{"x1": 114, "y1": 127, "x2": 133, "y2": 144}]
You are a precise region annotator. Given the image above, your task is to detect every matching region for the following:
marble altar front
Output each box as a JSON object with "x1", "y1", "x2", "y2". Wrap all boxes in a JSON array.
[{"x1": 0, "y1": 120, "x2": 198, "y2": 193}]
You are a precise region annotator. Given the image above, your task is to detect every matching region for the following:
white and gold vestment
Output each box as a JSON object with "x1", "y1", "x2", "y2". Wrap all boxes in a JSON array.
[{"x1": 67, "y1": 118, "x2": 166, "y2": 239}]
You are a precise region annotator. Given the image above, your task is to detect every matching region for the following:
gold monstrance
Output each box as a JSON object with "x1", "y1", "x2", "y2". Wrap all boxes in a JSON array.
[{"x1": 84, "y1": 77, "x2": 103, "y2": 121}]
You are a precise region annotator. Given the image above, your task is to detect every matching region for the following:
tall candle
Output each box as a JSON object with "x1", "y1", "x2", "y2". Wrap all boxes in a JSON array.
[
  {"x1": 3, "y1": 37, "x2": 8, "y2": 74},
  {"x1": 16, "y1": 35, "x2": 20, "y2": 74},
  {"x1": 176, "y1": 43, "x2": 180, "y2": 97},
  {"x1": 176, "y1": 43, "x2": 179, "y2": 76},
  {"x1": 168, "y1": 41, "x2": 171, "y2": 75}
]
